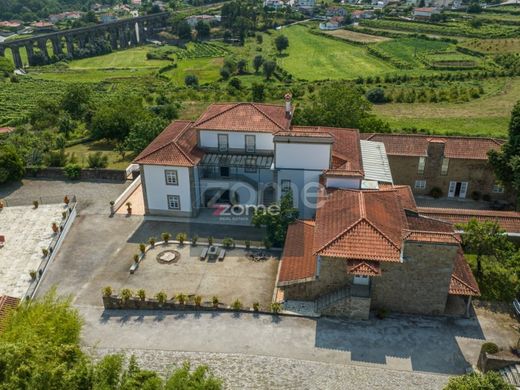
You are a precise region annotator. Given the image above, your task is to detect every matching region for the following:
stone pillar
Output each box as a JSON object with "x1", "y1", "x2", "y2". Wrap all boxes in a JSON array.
[
  {"x1": 110, "y1": 29, "x2": 118, "y2": 50},
  {"x1": 37, "y1": 39, "x2": 49, "y2": 62},
  {"x1": 65, "y1": 36, "x2": 74, "y2": 57},
  {"x1": 11, "y1": 46, "x2": 23, "y2": 69},
  {"x1": 78, "y1": 35, "x2": 86, "y2": 49},
  {"x1": 129, "y1": 23, "x2": 138, "y2": 46},
  {"x1": 118, "y1": 26, "x2": 128, "y2": 48},
  {"x1": 51, "y1": 37, "x2": 63, "y2": 56},
  {"x1": 24, "y1": 43, "x2": 35, "y2": 66}
]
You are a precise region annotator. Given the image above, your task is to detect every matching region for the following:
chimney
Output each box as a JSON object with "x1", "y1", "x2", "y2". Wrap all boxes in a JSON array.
[{"x1": 284, "y1": 93, "x2": 292, "y2": 120}]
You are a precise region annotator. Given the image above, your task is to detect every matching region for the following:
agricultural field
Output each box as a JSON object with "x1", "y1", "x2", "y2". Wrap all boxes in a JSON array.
[
  {"x1": 163, "y1": 56, "x2": 224, "y2": 86},
  {"x1": 460, "y1": 38, "x2": 520, "y2": 54},
  {"x1": 274, "y1": 25, "x2": 396, "y2": 80},
  {"x1": 69, "y1": 46, "x2": 170, "y2": 69},
  {"x1": 322, "y1": 29, "x2": 391, "y2": 43},
  {"x1": 375, "y1": 38, "x2": 453, "y2": 67}
]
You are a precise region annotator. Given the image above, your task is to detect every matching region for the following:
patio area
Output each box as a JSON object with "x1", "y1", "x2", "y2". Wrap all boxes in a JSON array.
[{"x1": 0, "y1": 203, "x2": 66, "y2": 297}]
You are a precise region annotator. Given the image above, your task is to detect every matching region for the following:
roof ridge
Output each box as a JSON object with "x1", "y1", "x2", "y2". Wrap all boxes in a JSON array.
[
  {"x1": 371, "y1": 132, "x2": 506, "y2": 142},
  {"x1": 451, "y1": 274, "x2": 479, "y2": 294},
  {"x1": 250, "y1": 103, "x2": 288, "y2": 131},
  {"x1": 194, "y1": 103, "x2": 241, "y2": 127},
  {"x1": 135, "y1": 120, "x2": 191, "y2": 161}
]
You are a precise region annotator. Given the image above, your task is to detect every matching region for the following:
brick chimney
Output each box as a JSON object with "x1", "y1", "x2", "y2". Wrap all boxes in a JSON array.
[{"x1": 284, "y1": 93, "x2": 292, "y2": 119}]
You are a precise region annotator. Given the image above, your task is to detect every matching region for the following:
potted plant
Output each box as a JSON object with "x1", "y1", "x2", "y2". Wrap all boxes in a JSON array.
[
  {"x1": 162, "y1": 232, "x2": 171, "y2": 244},
  {"x1": 231, "y1": 299, "x2": 242, "y2": 311},
  {"x1": 208, "y1": 236, "x2": 214, "y2": 246},
  {"x1": 176, "y1": 293, "x2": 187, "y2": 306},
  {"x1": 62, "y1": 211, "x2": 67, "y2": 219},
  {"x1": 149, "y1": 237, "x2": 156, "y2": 248},
  {"x1": 126, "y1": 202, "x2": 132, "y2": 215},
  {"x1": 253, "y1": 302, "x2": 260, "y2": 312},
  {"x1": 51, "y1": 222, "x2": 59, "y2": 233},
  {"x1": 133, "y1": 254, "x2": 139, "y2": 263},
  {"x1": 120, "y1": 288, "x2": 133, "y2": 304},
  {"x1": 29, "y1": 270, "x2": 37, "y2": 280},
  {"x1": 0, "y1": 201, "x2": 4, "y2": 210},
  {"x1": 137, "y1": 289, "x2": 146, "y2": 301},
  {"x1": 194, "y1": 295, "x2": 202, "y2": 307},
  {"x1": 42, "y1": 248, "x2": 49, "y2": 257},
  {"x1": 222, "y1": 237, "x2": 234, "y2": 249},
  {"x1": 33, "y1": 200, "x2": 39, "y2": 209},
  {"x1": 176, "y1": 232, "x2": 187, "y2": 245},
  {"x1": 270, "y1": 302, "x2": 282, "y2": 314},
  {"x1": 102, "y1": 286, "x2": 113, "y2": 297},
  {"x1": 155, "y1": 291, "x2": 167, "y2": 307},
  {"x1": 212, "y1": 296, "x2": 219, "y2": 309},
  {"x1": 139, "y1": 243, "x2": 146, "y2": 254},
  {"x1": 64, "y1": 195, "x2": 70, "y2": 205},
  {"x1": 245, "y1": 240, "x2": 251, "y2": 250}
]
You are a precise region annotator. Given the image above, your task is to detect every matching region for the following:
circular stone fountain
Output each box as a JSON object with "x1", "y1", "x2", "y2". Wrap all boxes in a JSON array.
[{"x1": 156, "y1": 249, "x2": 181, "y2": 264}]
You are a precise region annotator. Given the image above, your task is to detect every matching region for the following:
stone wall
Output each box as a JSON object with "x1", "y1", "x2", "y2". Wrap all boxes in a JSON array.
[
  {"x1": 387, "y1": 151, "x2": 510, "y2": 201},
  {"x1": 320, "y1": 296, "x2": 371, "y2": 320},
  {"x1": 282, "y1": 257, "x2": 353, "y2": 301},
  {"x1": 25, "y1": 167, "x2": 126, "y2": 182},
  {"x1": 371, "y1": 242, "x2": 458, "y2": 315}
]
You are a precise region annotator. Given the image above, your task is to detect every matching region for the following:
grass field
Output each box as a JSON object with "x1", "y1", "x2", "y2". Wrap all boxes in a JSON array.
[
  {"x1": 375, "y1": 38, "x2": 453, "y2": 66},
  {"x1": 163, "y1": 56, "x2": 224, "y2": 86},
  {"x1": 322, "y1": 29, "x2": 391, "y2": 43},
  {"x1": 373, "y1": 77, "x2": 520, "y2": 137},
  {"x1": 65, "y1": 140, "x2": 135, "y2": 169},
  {"x1": 460, "y1": 38, "x2": 520, "y2": 54},
  {"x1": 69, "y1": 46, "x2": 170, "y2": 69},
  {"x1": 275, "y1": 25, "x2": 396, "y2": 80}
]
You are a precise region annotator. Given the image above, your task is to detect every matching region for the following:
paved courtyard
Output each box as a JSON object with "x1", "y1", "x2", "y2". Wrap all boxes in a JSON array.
[{"x1": 0, "y1": 203, "x2": 65, "y2": 297}]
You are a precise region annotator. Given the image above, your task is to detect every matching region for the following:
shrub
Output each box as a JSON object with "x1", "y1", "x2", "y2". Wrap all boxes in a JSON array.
[
  {"x1": 120, "y1": 288, "x2": 133, "y2": 302},
  {"x1": 253, "y1": 302, "x2": 260, "y2": 312},
  {"x1": 366, "y1": 88, "x2": 387, "y2": 104},
  {"x1": 220, "y1": 66, "x2": 231, "y2": 80},
  {"x1": 162, "y1": 232, "x2": 171, "y2": 243},
  {"x1": 155, "y1": 291, "x2": 167, "y2": 304},
  {"x1": 176, "y1": 232, "x2": 188, "y2": 244},
  {"x1": 102, "y1": 286, "x2": 113, "y2": 297},
  {"x1": 64, "y1": 163, "x2": 81, "y2": 180},
  {"x1": 42, "y1": 248, "x2": 49, "y2": 257},
  {"x1": 194, "y1": 295, "x2": 202, "y2": 306},
  {"x1": 133, "y1": 254, "x2": 139, "y2": 263},
  {"x1": 208, "y1": 236, "x2": 214, "y2": 245},
  {"x1": 176, "y1": 293, "x2": 187, "y2": 305},
  {"x1": 191, "y1": 235, "x2": 198, "y2": 246},
  {"x1": 222, "y1": 237, "x2": 234, "y2": 249},
  {"x1": 270, "y1": 302, "x2": 282, "y2": 314},
  {"x1": 212, "y1": 296, "x2": 219, "y2": 307},
  {"x1": 86, "y1": 152, "x2": 108, "y2": 168},
  {"x1": 445, "y1": 372, "x2": 511, "y2": 390},
  {"x1": 149, "y1": 237, "x2": 156, "y2": 247},
  {"x1": 29, "y1": 270, "x2": 37, "y2": 280},
  {"x1": 263, "y1": 238, "x2": 272, "y2": 249},
  {"x1": 245, "y1": 240, "x2": 251, "y2": 249},
  {"x1": 480, "y1": 342, "x2": 499, "y2": 355},
  {"x1": 33, "y1": 200, "x2": 39, "y2": 209},
  {"x1": 137, "y1": 289, "x2": 146, "y2": 301},
  {"x1": 62, "y1": 211, "x2": 67, "y2": 219},
  {"x1": 139, "y1": 243, "x2": 146, "y2": 253},
  {"x1": 184, "y1": 74, "x2": 199, "y2": 87},
  {"x1": 231, "y1": 299, "x2": 242, "y2": 311},
  {"x1": 430, "y1": 187, "x2": 443, "y2": 199}
]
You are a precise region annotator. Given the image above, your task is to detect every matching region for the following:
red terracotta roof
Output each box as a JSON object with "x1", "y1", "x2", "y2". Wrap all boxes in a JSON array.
[
  {"x1": 194, "y1": 103, "x2": 291, "y2": 133},
  {"x1": 347, "y1": 260, "x2": 381, "y2": 276},
  {"x1": 449, "y1": 251, "x2": 480, "y2": 296},
  {"x1": 278, "y1": 220, "x2": 317, "y2": 286},
  {"x1": 0, "y1": 295, "x2": 19, "y2": 333},
  {"x1": 313, "y1": 189, "x2": 407, "y2": 261},
  {"x1": 0, "y1": 127, "x2": 14, "y2": 134},
  {"x1": 134, "y1": 120, "x2": 204, "y2": 167},
  {"x1": 417, "y1": 207, "x2": 520, "y2": 234},
  {"x1": 361, "y1": 133, "x2": 503, "y2": 160}
]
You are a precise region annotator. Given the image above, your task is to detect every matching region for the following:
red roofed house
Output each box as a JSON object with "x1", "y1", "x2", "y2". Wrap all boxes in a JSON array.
[
  {"x1": 134, "y1": 96, "x2": 393, "y2": 219},
  {"x1": 278, "y1": 186, "x2": 480, "y2": 318},
  {"x1": 361, "y1": 133, "x2": 509, "y2": 202}
]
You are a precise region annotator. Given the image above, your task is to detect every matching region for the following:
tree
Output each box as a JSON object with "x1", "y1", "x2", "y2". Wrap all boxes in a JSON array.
[
  {"x1": 184, "y1": 74, "x2": 199, "y2": 87},
  {"x1": 251, "y1": 83, "x2": 265, "y2": 102},
  {"x1": 467, "y1": 1, "x2": 483, "y2": 13},
  {"x1": 0, "y1": 145, "x2": 25, "y2": 184},
  {"x1": 237, "y1": 58, "x2": 247, "y2": 74},
  {"x1": 274, "y1": 35, "x2": 289, "y2": 55},
  {"x1": 262, "y1": 60, "x2": 276, "y2": 80},
  {"x1": 177, "y1": 21, "x2": 192, "y2": 40},
  {"x1": 125, "y1": 117, "x2": 168, "y2": 153},
  {"x1": 61, "y1": 83, "x2": 91, "y2": 120},
  {"x1": 228, "y1": 77, "x2": 241, "y2": 90},
  {"x1": 444, "y1": 372, "x2": 514, "y2": 390},
  {"x1": 489, "y1": 101, "x2": 520, "y2": 207},
  {"x1": 456, "y1": 219, "x2": 511, "y2": 279},
  {"x1": 220, "y1": 66, "x2": 231, "y2": 80},
  {"x1": 91, "y1": 95, "x2": 148, "y2": 141},
  {"x1": 165, "y1": 362, "x2": 222, "y2": 389},
  {"x1": 366, "y1": 88, "x2": 387, "y2": 104},
  {"x1": 29, "y1": 97, "x2": 61, "y2": 129},
  {"x1": 253, "y1": 55, "x2": 264, "y2": 74},
  {"x1": 195, "y1": 20, "x2": 210, "y2": 39},
  {"x1": 252, "y1": 191, "x2": 298, "y2": 247},
  {"x1": 293, "y1": 81, "x2": 390, "y2": 133}
]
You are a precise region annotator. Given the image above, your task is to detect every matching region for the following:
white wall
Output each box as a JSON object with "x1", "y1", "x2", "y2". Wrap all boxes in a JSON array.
[
  {"x1": 199, "y1": 179, "x2": 258, "y2": 205},
  {"x1": 142, "y1": 165, "x2": 192, "y2": 212},
  {"x1": 277, "y1": 169, "x2": 322, "y2": 219},
  {"x1": 275, "y1": 143, "x2": 331, "y2": 170},
  {"x1": 199, "y1": 131, "x2": 274, "y2": 151},
  {"x1": 325, "y1": 177, "x2": 361, "y2": 189}
]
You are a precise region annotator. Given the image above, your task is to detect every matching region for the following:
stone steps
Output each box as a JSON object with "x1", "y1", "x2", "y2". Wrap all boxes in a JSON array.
[{"x1": 315, "y1": 285, "x2": 351, "y2": 312}]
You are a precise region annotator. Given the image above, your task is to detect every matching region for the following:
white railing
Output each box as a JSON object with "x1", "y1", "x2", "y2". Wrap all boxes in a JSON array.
[
  {"x1": 112, "y1": 175, "x2": 141, "y2": 214},
  {"x1": 125, "y1": 163, "x2": 140, "y2": 178}
]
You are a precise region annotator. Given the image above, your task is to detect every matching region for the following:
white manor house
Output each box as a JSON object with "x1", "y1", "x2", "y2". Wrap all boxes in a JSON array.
[{"x1": 134, "y1": 95, "x2": 393, "y2": 219}]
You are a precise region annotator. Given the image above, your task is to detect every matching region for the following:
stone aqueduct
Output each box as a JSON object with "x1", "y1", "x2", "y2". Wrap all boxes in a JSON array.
[{"x1": 0, "y1": 12, "x2": 170, "y2": 68}]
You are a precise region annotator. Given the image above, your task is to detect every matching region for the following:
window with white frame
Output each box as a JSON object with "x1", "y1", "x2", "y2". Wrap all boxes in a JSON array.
[
  {"x1": 164, "y1": 170, "x2": 178, "y2": 185},
  {"x1": 218, "y1": 134, "x2": 228, "y2": 152},
  {"x1": 281, "y1": 179, "x2": 291, "y2": 194},
  {"x1": 441, "y1": 157, "x2": 449, "y2": 176},
  {"x1": 244, "y1": 156, "x2": 256, "y2": 173},
  {"x1": 415, "y1": 180, "x2": 426, "y2": 189},
  {"x1": 493, "y1": 183, "x2": 505, "y2": 193},
  {"x1": 245, "y1": 135, "x2": 256, "y2": 153},
  {"x1": 418, "y1": 156, "x2": 426, "y2": 175},
  {"x1": 167, "y1": 195, "x2": 181, "y2": 210}
]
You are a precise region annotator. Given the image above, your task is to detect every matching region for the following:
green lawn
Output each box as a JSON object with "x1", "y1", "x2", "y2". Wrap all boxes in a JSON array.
[
  {"x1": 375, "y1": 38, "x2": 453, "y2": 66},
  {"x1": 163, "y1": 56, "x2": 224, "y2": 86},
  {"x1": 69, "y1": 46, "x2": 170, "y2": 69},
  {"x1": 65, "y1": 140, "x2": 135, "y2": 169},
  {"x1": 274, "y1": 25, "x2": 396, "y2": 80}
]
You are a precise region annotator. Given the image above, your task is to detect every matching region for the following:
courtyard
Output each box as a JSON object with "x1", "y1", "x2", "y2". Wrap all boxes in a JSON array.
[{"x1": 0, "y1": 203, "x2": 65, "y2": 297}]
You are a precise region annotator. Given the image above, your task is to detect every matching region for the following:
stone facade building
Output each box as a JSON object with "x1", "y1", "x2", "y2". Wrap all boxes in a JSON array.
[{"x1": 361, "y1": 134, "x2": 508, "y2": 201}]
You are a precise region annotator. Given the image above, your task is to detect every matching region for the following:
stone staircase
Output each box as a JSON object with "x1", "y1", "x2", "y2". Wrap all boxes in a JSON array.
[
  {"x1": 499, "y1": 364, "x2": 520, "y2": 388},
  {"x1": 315, "y1": 285, "x2": 351, "y2": 312}
]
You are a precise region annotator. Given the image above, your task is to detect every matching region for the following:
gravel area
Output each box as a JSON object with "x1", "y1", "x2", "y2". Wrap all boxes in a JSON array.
[{"x1": 87, "y1": 348, "x2": 450, "y2": 390}]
